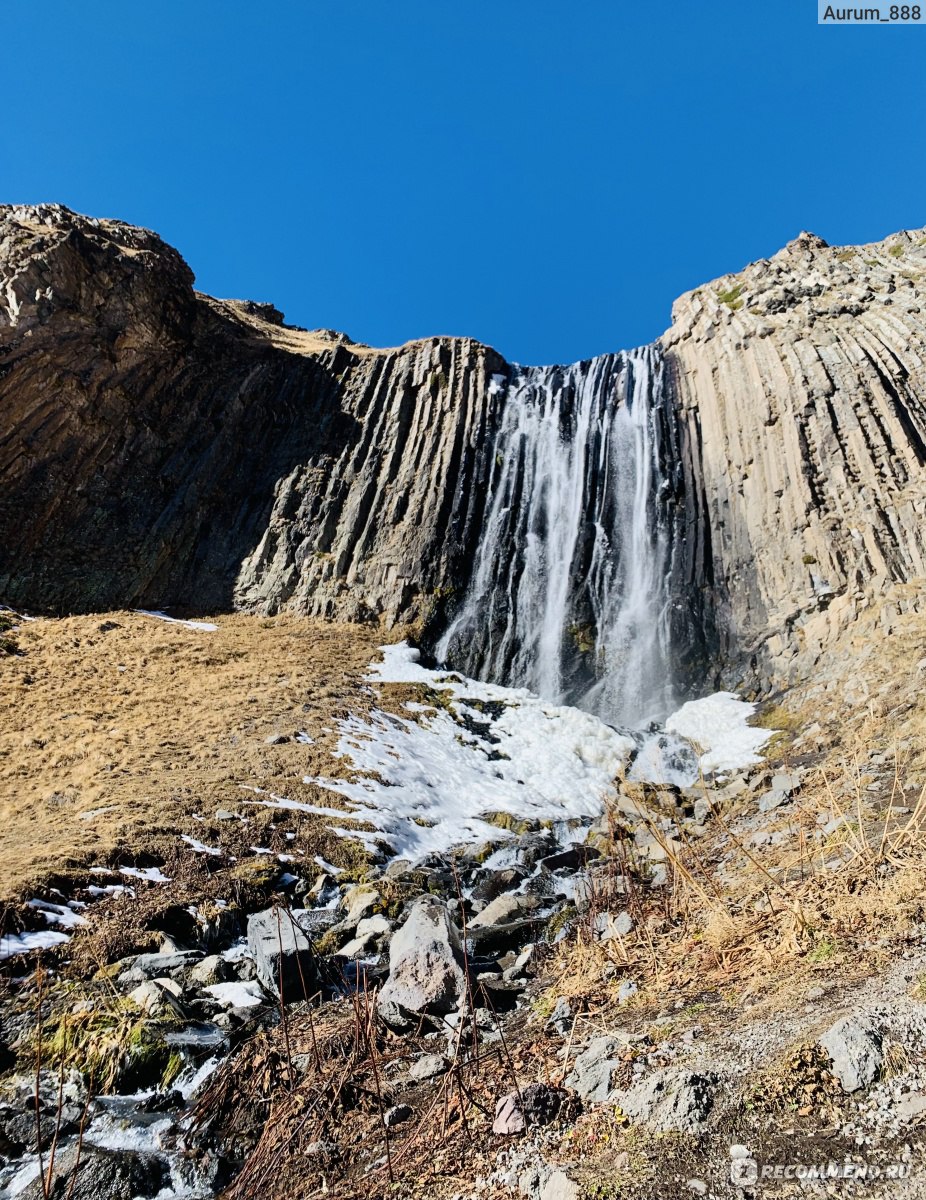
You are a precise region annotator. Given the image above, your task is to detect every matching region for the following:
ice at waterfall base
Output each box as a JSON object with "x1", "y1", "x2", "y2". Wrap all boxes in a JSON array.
[{"x1": 297, "y1": 644, "x2": 772, "y2": 862}]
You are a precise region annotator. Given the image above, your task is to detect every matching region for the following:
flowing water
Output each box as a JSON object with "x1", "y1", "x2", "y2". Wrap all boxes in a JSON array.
[{"x1": 437, "y1": 343, "x2": 681, "y2": 728}]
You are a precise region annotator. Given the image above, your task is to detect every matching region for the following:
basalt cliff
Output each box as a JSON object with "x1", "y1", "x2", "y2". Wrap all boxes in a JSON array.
[{"x1": 2, "y1": 203, "x2": 925, "y2": 694}]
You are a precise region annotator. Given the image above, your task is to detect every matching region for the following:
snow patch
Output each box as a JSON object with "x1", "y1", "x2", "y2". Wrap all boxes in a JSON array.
[
  {"x1": 0, "y1": 929, "x2": 70, "y2": 960},
  {"x1": 205, "y1": 981, "x2": 265, "y2": 1008},
  {"x1": 665, "y1": 692, "x2": 773, "y2": 774},
  {"x1": 306, "y1": 643, "x2": 635, "y2": 861},
  {"x1": 136, "y1": 610, "x2": 218, "y2": 632}
]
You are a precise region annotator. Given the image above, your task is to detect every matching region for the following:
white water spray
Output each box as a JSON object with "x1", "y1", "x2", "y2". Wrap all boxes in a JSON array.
[{"x1": 436, "y1": 344, "x2": 677, "y2": 727}]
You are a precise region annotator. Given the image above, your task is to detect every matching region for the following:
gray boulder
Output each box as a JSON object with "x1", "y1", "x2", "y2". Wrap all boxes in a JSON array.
[
  {"x1": 377, "y1": 896, "x2": 466, "y2": 1030},
  {"x1": 565, "y1": 1036, "x2": 628, "y2": 1102},
  {"x1": 616, "y1": 1068, "x2": 716, "y2": 1132},
  {"x1": 819, "y1": 1015, "x2": 883, "y2": 1092},
  {"x1": 246, "y1": 907, "x2": 317, "y2": 1002}
]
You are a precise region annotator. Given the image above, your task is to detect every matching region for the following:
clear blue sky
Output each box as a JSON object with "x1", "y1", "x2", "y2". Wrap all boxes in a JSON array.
[{"x1": 4, "y1": 2, "x2": 924, "y2": 364}]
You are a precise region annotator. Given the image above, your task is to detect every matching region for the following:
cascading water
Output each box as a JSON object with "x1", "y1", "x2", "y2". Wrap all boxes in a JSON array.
[{"x1": 436, "y1": 344, "x2": 682, "y2": 729}]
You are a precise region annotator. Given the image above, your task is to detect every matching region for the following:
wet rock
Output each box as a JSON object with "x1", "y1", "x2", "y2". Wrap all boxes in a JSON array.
[
  {"x1": 475, "y1": 976, "x2": 524, "y2": 1012},
  {"x1": 20, "y1": 1145, "x2": 167, "y2": 1200},
  {"x1": 540, "y1": 844, "x2": 601, "y2": 872},
  {"x1": 616, "y1": 1068, "x2": 717, "y2": 1132},
  {"x1": 493, "y1": 1083, "x2": 570, "y2": 1134},
  {"x1": 470, "y1": 867, "x2": 527, "y2": 904},
  {"x1": 247, "y1": 907, "x2": 317, "y2": 1002},
  {"x1": 819, "y1": 1015, "x2": 883, "y2": 1092},
  {"x1": 0, "y1": 1069, "x2": 85, "y2": 1156},
  {"x1": 468, "y1": 917, "x2": 546, "y2": 959},
  {"x1": 513, "y1": 832, "x2": 559, "y2": 869},
  {"x1": 377, "y1": 897, "x2": 466, "y2": 1030}
]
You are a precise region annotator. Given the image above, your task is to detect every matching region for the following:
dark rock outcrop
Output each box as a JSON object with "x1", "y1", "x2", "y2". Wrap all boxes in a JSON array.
[{"x1": 0, "y1": 203, "x2": 503, "y2": 625}]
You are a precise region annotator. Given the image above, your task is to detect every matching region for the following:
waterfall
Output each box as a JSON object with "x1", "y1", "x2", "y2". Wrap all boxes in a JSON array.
[{"x1": 435, "y1": 344, "x2": 680, "y2": 728}]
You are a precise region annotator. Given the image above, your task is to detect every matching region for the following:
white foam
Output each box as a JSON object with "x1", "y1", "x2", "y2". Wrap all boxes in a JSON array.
[{"x1": 665, "y1": 692, "x2": 773, "y2": 774}]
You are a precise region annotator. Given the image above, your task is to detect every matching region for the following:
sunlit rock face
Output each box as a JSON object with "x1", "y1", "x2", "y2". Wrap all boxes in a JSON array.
[{"x1": 2, "y1": 204, "x2": 926, "y2": 700}]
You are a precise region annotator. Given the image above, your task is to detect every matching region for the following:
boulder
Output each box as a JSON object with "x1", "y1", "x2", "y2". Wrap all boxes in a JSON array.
[
  {"x1": 189, "y1": 954, "x2": 233, "y2": 987},
  {"x1": 616, "y1": 1068, "x2": 716, "y2": 1132},
  {"x1": 128, "y1": 978, "x2": 185, "y2": 1018},
  {"x1": 819, "y1": 1015, "x2": 883, "y2": 1092},
  {"x1": 20, "y1": 1145, "x2": 167, "y2": 1200},
  {"x1": 377, "y1": 896, "x2": 466, "y2": 1030},
  {"x1": 246, "y1": 908, "x2": 317, "y2": 1002},
  {"x1": 470, "y1": 892, "x2": 540, "y2": 928}
]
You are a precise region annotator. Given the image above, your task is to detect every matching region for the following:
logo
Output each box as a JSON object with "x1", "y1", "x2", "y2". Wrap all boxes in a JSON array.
[{"x1": 730, "y1": 1150, "x2": 759, "y2": 1186}]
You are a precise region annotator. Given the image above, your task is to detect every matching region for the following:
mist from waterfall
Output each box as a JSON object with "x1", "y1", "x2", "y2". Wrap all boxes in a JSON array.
[{"x1": 435, "y1": 344, "x2": 677, "y2": 729}]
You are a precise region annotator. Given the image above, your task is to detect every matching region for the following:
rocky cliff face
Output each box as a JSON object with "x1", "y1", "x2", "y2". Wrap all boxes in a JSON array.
[
  {"x1": 664, "y1": 228, "x2": 926, "y2": 686},
  {"x1": 2, "y1": 203, "x2": 925, "y2": 692},
  {"x1": 0, "y1": 204, "x2": 503, "y2": 625}
]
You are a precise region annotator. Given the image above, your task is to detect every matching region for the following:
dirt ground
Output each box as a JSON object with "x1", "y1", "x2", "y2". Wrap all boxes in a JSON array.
[{"x1": 0, "y1": 611, "x2": 394, "y2": 901}]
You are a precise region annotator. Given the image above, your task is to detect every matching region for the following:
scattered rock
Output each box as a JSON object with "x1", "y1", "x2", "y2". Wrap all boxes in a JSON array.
[
  {"x1": 547, "y1": 996, "x2": 572, "y2": 1036},
  {"x1": 566, "y1": 1036, "x2": 628, "y2": 1102},
  {"x1": 384, "y1": 1104, "x2": 413, "y2": 1127},
  {"x1": 377, "y1": 896, "x2": 466, "y2": 1030},
  {"x1": 493, "y1": 1083, "x2": 570, "y2": 1134},
  {"x1": 616, "y1": 1068, "x2": 717, "y2": 1132},
  {"x1": 819, "y1": 1015, "x2": 883, "y2": 1092},
  {"x1": 246, "y1": 907, "x2": 317, "y2": 1002},
  {"x1": 408, "y1": 1053, "x2": 449, "y2": 1082},
  {"x1": 593, "y1": 910, "x2": 633, "y2": 942}
]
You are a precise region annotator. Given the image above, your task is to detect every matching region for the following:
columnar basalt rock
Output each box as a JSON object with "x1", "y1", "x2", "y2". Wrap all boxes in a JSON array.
[
  {"x1": 664, "y1": 229, "x2": 926, "y2": 686},
  {"x1": 2, "y1": 203, "x2": 926, "y2": 692},
  {"x1": 0, "y1": 204, "x2": 504, "y2": 625}
]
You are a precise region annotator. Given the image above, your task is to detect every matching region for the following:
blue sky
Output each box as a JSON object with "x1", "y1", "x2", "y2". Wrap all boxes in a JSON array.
[{"x1": 4, "y1": 2, "x2": 924, "y2": 364}]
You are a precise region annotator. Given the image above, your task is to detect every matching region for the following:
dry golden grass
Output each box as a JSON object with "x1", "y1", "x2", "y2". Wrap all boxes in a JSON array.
[
  {"x1": 0, "y1": 611, "x2": 391, "y2": 899},
  {"x1": 542, "y1": 597, "x2": 926, "y2": 1024}
]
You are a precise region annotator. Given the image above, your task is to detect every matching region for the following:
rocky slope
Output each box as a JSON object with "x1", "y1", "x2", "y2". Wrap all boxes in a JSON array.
[{"x1": 2, "y1": 204, "x2": 926, "y2": 690}]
